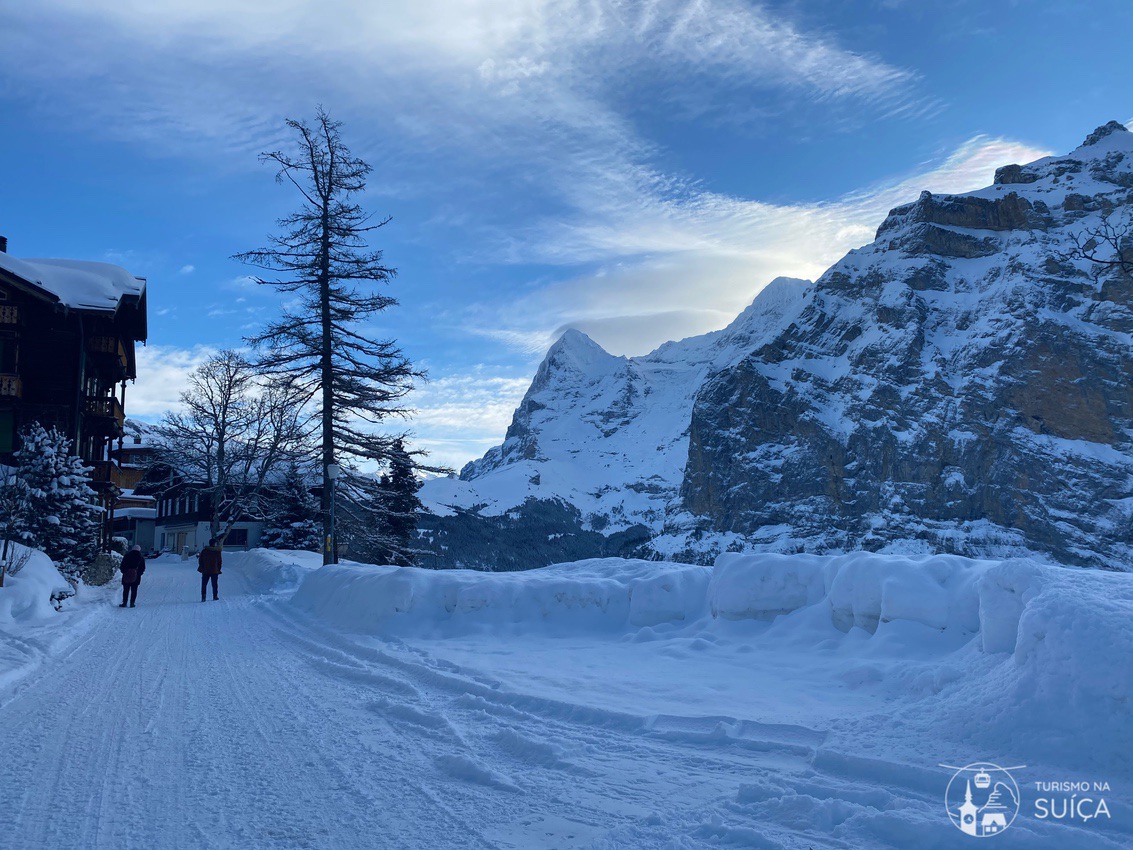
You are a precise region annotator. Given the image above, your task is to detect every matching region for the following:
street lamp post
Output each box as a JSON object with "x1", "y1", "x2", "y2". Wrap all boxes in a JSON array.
[{"x1": 326, "y1": 462, "x2": 341, "y2": 565}]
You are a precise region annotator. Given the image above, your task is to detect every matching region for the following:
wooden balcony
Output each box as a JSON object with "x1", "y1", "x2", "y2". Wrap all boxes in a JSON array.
[
  {"x1": 88, "y1": 335, "x2": 125, "y2": 356},
  {"x1": 0, "y1": 374, "x2": 21, "y2": 398},
  {"x1": 0, "y1": 305, "x2": 18, "y2": 324},
  {"x1": 86, "y1": 335, "x2": 128, "y2": 379},
  {"x1": 87, "y1": 459, "x2": 121, "y2": 492},
  {"x1": 84, "y1": 395, "x2": 126, "y2": 436}
]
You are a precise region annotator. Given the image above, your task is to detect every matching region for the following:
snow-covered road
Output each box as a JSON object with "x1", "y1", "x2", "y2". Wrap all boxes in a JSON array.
[{"x1": 1, "y1": 557, "x2": 1128, "y2": 849}]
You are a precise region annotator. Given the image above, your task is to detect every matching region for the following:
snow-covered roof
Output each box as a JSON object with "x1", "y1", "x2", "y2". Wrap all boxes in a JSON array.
[
  {"x1": 116, "y1": 508, "x2": 157, "y2": 520},
  {"x1": 118, "y1": 489, "x2": 156, "y2": 502},
  {"x1": 0, "y1": 253, "x2": 145, "y2": 312}
]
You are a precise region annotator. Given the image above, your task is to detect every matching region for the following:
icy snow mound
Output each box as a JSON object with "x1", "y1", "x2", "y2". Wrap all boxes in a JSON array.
[
  {"x1": 958, "y1": 559, "x2": 1133, "y2": 772},
  {"x1": 0, "y1": 548, "x2": 73, "y2": 625}
]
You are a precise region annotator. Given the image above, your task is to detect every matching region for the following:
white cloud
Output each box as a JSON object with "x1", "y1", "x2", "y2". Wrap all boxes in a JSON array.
[
  {"x1": 481, "y1": 135, "x2": 1053, "y2": 355},
  {"x1": 405, "y1": 371, "x2": 531, "y2": 470},
  {"x1": 1, "y1": 2, "x2": 919, "y2": 193},
  {"x1": 179, "y1": 264, "x2": 195, "y2": 275},
  {"x1": 127, "y1": 345, "x2": 217, "y2": 418}
]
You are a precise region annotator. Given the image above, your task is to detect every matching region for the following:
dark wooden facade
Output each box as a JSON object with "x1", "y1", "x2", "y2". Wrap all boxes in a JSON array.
[{"x1": 0, "y1": 246, "x2": 147, "y2": 543}]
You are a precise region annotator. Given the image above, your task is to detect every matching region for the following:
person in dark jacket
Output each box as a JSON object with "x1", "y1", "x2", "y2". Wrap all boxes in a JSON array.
[
  {"x1": 197, "y1": 538, "x2": 223, "y2": 602},
  {"x1": 119, "y1": 545, "x2": 146, "y2": 608}
]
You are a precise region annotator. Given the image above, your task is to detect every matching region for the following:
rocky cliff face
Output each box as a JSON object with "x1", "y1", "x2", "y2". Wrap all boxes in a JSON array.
[
  {"x1": 424, "y1": 123, "x2": 1133, "y2": 570},
  {"x1": 681, "y1": 122, "x2": 1133, "y2": 568}
]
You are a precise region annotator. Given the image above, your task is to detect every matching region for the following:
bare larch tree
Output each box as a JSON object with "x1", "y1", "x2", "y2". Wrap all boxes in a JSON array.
[{"x1": 235, "y1": 108, "x2": 427, "y2": 565}]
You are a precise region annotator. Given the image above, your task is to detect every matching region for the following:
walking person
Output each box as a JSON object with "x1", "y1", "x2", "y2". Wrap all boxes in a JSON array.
[
  {"x1": 197, "y1": 537, "x2": 223, "y2": 602},
  {"x1": 119, "y1": 545, "x2": 146, "y2": 608}
]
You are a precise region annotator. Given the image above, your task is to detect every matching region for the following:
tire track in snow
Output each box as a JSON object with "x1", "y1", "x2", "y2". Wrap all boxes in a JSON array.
[{"x1": 256, "y1": 601, "x2": 842, "y2": 847}]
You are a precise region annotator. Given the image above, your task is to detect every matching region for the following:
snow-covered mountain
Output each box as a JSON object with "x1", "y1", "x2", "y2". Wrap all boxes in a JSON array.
[
  {"x1": 422, "y1": 122, "x2": 1133, "y2": 569},
  {"x1": 419, "y1": 277, "x2": 809, "y2": 566}
]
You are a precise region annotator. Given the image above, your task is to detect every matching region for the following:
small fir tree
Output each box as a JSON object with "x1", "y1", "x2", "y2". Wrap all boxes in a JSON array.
[
  {"x1": 0, "y1": 464, "x2": 32, "y2": 585},
  {"x1": 261, "y1": 463, "x2": 323, "y2": 551},
  {"x1": 383, "y1": 438, "x2": 422, "y2": 565},
  {"x1": 12, "y1": 423, "x2": 100, "y2": 582}
]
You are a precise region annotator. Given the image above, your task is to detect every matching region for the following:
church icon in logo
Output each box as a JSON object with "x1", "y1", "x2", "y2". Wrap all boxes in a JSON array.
[{"x1": 941, "y1": 762, "x2": 1024, "y2": 837}]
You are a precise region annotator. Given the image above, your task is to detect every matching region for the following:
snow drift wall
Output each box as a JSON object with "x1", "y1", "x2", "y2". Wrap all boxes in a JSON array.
[
  {"x1": 289, "y1": 557, "x2": 711, "y2": 637},
  {"x1": 279, "y1": 550, "x2": 1133, "y2": 679},
  {"x1": 709, "y1": 551, "x2": 990, "y2": 635}
]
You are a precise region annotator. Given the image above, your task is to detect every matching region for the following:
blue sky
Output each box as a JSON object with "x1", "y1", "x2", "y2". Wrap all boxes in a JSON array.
[{"x1": 1, "y1": 0, "x2": 1130, "y2": 470}]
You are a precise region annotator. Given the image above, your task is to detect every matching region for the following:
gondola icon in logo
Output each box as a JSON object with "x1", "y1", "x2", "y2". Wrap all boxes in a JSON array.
[{"x1": 941, "y1": 762, "x2": 1024, "y2": 837}]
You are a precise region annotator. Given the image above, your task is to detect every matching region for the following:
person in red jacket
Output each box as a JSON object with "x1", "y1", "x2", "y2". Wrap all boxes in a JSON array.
[
  {"x1": 197, "y1": 538, "x2": 223, "y2": 602},
  {"x1": 119, "y1": 545, "x2": 146, "y2": 608}
]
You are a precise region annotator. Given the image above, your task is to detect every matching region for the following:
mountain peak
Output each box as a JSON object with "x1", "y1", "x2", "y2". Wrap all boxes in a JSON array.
[
  {"x1": 554, "y1": 327, "x2": 601, "y2": 349},
  {"x1": 1082, "y1": 120, "x2": 1130, "y2": 148},
  {"x1": 537, "y1": 327, "x2": 620, "y2": 380}
]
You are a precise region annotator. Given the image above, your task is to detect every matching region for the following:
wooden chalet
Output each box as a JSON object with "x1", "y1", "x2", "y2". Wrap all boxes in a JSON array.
[{"x1": 0, "y1": 236, "x2": 147, "y2": 544}]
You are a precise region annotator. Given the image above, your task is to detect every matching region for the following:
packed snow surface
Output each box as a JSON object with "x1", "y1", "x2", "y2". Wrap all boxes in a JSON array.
[{"x1": 0, "y1": 549, "x2": 1129, "y2": 848}]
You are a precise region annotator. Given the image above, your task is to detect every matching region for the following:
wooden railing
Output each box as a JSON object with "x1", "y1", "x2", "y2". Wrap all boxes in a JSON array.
[{"x1": 0, "y1": 374, "x2": 21, "y2": 398}]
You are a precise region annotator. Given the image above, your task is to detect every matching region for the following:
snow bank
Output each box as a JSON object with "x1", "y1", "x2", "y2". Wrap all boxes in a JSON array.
[
  {"x1": 945, "y1": 560, "x2": 1133, "y2": 774},
  {"x1": 0, "y1": 547, "x2": 73, "y2": 625},
  {"x1": 236, "y1": 548, "x2": 324, "y2": 595},
  {"x1": 275, "y1": 548, "x2": 1133, "y2": 775},
  {"x1": 289, "y1": 558, "x2": 710, "y2": 637},
  {"x1": 280, "y1": 550, "x2": 1130, "y2": 667},
  {"x1": 709, "y1": 552, "x2": 1133, "y2": 775},
  {"x1": 0, "y1": 546, "x2": 114, "y2": 693}
]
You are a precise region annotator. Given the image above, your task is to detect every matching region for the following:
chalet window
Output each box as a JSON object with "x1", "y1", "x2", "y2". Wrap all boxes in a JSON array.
[
  {"x1": 0, "y1": 410, "x2": 12, "y2": 453},
  {"x1": 226, "y1": 528, "x2": 248, "y2": 547}
]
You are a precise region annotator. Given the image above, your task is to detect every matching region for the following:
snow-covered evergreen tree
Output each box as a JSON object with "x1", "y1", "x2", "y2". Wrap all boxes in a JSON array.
[
  {"x1": 0, "y1": 464, "x2": 32, "y2": 583},
  {"x1": 12, "y1": 423, "x2": 100, "y2": 582},
  {"x1": 382, "y1": 438, "x2": 422, "y2": 566},
  {"x1": 260, "y1": 462, "x2": 322, "y2": 551}
]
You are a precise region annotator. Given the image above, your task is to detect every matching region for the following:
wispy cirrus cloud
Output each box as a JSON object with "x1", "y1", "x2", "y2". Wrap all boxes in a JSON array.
[
  {"x1": 1, "y1": 1, "x2": 920, "y2": 177},
  {"x1": 476, "y1": 134, "x2": 1053, "y2": 356}
]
